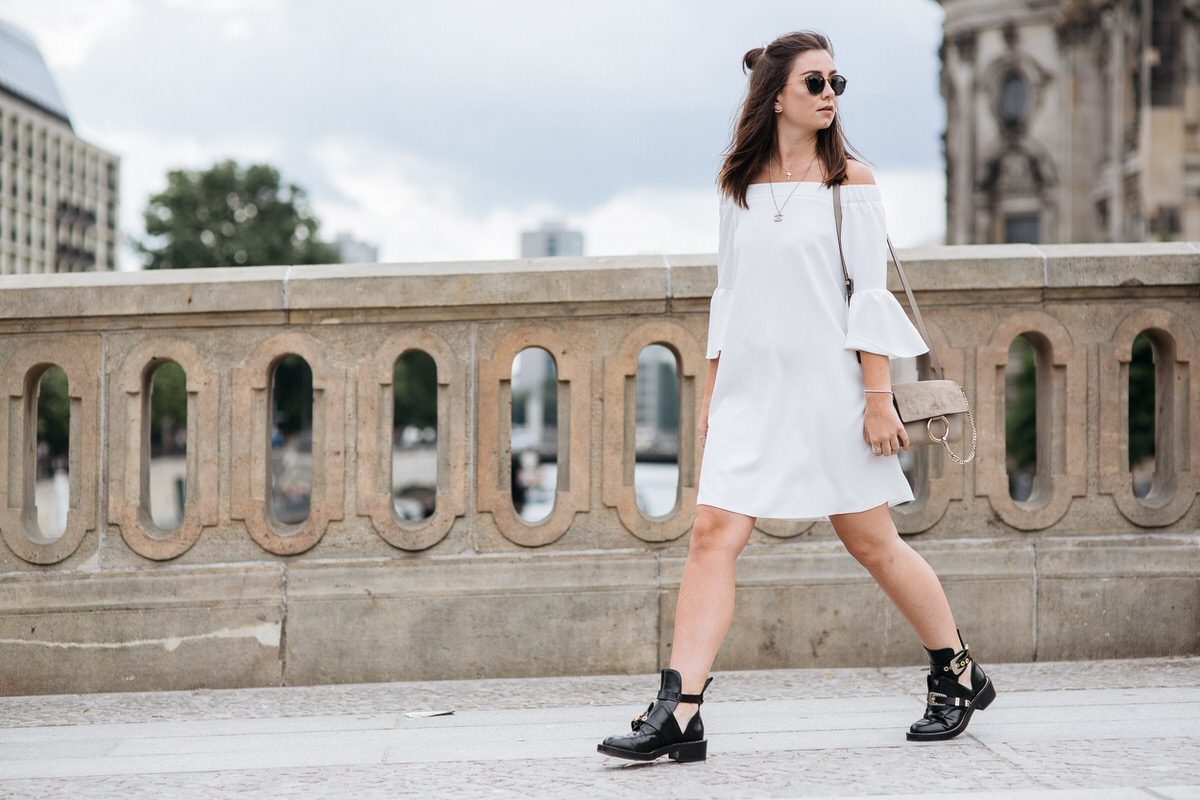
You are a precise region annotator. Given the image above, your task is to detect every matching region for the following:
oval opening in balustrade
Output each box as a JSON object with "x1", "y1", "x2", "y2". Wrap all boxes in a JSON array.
[
  {"x1": 146, "y1": 360, "x2": 187, "y2": 533},
  {"x1": 392, "y1": 349, "x2": 437, "y2": 523},
  {"x1": 1006, "y1": 334, "x2": 1038, "y2": 503},
  {"x1": 269, "y1": 353, "x2": 313, "y2": 529},
  {"x1": 634, "y1": 343, "x2": 680, "y2": 518},
  {"x1": 1128, "y1": 330, "x2": 1162, "y2": 502},
  {"x1": 511, "y1": 346, "x2": 557, "y2": 524},
  {"x1": 31, "y1": 364, "x2": 69, "y2": 541}
]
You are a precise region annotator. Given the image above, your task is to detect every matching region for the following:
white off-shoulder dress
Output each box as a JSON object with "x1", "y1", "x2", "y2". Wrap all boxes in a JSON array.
[{"x1": 696, "y1": 180, "x2": 930, "y2": 520}]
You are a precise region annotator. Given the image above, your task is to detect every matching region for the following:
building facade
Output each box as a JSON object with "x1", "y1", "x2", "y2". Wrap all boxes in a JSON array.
[
  {"x1": 0, "y1": 19, "x2": 119, "y2": 273},
  {"x1": 938, "y1": 0, "x2": 1200, "y2": 244},
  {"x1": 520, "y1": 220, "x2": 584, "y2": 258},
  {"x1": 332, "y1": 231, "x2": 379, "y2": 264}
]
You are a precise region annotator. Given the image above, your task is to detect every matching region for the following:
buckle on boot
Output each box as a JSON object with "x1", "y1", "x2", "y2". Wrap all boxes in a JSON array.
[
  {"x1": 927, "y1": 691, "x2": 970, "y2": 708},
  {"x1": 942, "y1": 649, "x2": 971, "y2": 675},
  {"x1": 631, "y1": 703, "x2": 652, "y2": 731}
]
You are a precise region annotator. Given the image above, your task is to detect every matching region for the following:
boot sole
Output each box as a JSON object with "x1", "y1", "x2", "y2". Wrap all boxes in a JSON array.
[
  {"x1": 906, "y1": 677, "x2": 997, "y2": 742},
  {"x1": 596, "y1": 738, "x2": 707, "y2": 762}
]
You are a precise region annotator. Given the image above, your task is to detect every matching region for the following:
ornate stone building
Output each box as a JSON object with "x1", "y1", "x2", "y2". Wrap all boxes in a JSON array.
[
  {"x1": 938, "y1": 0, "x2": 1200, "y2": 244},
  {"x1": 0, "y1": 18, "x2": 119, "y2": 273}
]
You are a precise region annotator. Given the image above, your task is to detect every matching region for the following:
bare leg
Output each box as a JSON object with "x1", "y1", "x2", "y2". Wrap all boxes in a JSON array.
[
  {"x1": 668, "y1": 504, "x2": 757, "y2": 727},
  {"x1": 829, "y1": 501, "x2": 972, "y2": 689}
]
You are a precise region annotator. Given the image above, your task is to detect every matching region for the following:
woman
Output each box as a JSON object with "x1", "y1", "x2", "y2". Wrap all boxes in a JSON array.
[{"x1": 597, "y1": 30, "x2": 995, "y2": 763}]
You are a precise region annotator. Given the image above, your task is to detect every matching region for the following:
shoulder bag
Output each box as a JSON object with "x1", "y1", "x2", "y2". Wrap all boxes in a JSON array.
[{"x1": 832, "y1": 183, "x2": 977, "y2": 464}]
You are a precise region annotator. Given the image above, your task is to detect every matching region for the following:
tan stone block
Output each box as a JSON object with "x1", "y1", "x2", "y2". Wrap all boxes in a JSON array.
[
  {"x1": 0, "y1": 566, "x2": 284, "y2": 695},
  {"x1": 283, "y1": 555, "x2": 659, "y2": 683}
]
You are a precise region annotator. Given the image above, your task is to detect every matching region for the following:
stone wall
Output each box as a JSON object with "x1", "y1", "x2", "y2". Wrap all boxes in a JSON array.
[{"x1": 0, "y1": 244, "x2": 1197, "y2": 695}]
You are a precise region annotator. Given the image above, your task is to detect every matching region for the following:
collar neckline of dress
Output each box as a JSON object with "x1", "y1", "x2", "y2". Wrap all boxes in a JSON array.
[{"x1": 745, "y1": 181, "x2": 879, "y2": 190}]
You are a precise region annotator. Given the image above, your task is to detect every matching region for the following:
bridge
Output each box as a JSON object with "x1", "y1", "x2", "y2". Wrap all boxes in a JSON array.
[{"x1": 0, "y1": 243, "x2": 1196, "y2": 695}]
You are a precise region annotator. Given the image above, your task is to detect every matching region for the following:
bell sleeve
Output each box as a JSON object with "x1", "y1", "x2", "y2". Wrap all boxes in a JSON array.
[
  {"x1": 840, "y1": 188, "x2": 930, "y2": 359},
  {"x1": 706, "y1": 194, "x2": 738, "y2": 359}
]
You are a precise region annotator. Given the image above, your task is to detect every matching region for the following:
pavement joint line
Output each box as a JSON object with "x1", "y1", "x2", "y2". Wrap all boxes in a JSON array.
[{"x1": 0, "y1": 657, "x2": 1196, "y2": 798}]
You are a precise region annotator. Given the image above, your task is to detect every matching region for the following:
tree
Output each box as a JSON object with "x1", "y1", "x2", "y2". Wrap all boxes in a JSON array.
[{"x1": 137, "y1": 159, "x2": 339, "y2": 269}]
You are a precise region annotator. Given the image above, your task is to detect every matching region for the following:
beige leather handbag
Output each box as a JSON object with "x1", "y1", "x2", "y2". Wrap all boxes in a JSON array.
[{"x1": 832, "y1": 183, "x2": 976, "y2": 464}]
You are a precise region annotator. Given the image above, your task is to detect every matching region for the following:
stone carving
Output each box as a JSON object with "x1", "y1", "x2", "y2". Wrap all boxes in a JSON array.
[
  {"x1": 108, "y1": 339, "x2": 219, "y2": 561},
  {"x1": 0, "y1": 337, "x2": 100, "y2": 565}
]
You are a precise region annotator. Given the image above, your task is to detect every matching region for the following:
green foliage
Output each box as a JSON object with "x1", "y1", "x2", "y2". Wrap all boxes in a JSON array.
[
  {"x1": 149, "y1": 361, "x2": 187, "y2": 451},
  {"x1": 1005, "y1": 336, "x2": 1038, "y2": 473},
  {"x1": 541, "y1": 372, "x2": 558, "y2": 426},
  {"x1": 272, "y1": 355, "x2": 312, "y2": 437},
  {"x1": 511, "y1": 386, "x2": 527, "y2": 426},
  {"x1": 35, "y1": 366, "x2": 69, "y2": 459},
  {"x1": 1128, "y1": 333, "x2": 1156, "y2": 463},
  {"x1": 137, "y1": 159, "x2": 339, "y2": 269},
  {"x1": 393, "y1": 350, "x2": 438, "y2": 430},
  {"x1": 1007, "y1": 333, "x2": 1156, "y2": 475}
]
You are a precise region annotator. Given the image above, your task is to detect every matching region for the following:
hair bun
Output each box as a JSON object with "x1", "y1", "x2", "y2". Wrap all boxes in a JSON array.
[{"x1": 742, "y1": 45, "x2": 767, "y2": 73}]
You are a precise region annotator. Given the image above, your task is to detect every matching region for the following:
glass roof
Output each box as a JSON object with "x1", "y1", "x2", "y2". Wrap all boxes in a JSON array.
[{"x1": 0, "y1": 18, "x2": 71, "y2": 127}]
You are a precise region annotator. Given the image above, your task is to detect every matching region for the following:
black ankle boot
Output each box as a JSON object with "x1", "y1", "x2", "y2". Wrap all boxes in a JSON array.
[
  {"x1": 907, "y1": 629, "x2": 997, "y2": 741},
  {"x1": 597, "y1": 668, "x2": 713, "y2": 762}
]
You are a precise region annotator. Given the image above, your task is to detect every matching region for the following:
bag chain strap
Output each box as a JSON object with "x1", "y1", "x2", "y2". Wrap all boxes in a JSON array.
[{"x1": 832, "y1": 183, "x2": 976, "y2": 464}]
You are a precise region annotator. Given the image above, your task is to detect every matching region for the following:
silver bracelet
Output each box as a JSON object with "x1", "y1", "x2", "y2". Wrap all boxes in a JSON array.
[{"x1": 864, "y1": 388, "x2": 893, "y2": 393}]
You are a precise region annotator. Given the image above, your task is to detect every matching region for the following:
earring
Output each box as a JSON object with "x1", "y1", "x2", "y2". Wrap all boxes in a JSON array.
[{"x1": 774, "y1": 102, "x2": 783, "y2": 113}]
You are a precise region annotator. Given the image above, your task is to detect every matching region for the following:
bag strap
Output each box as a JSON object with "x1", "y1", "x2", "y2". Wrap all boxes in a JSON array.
[{"x1": 833, "y1": 182, "x2": 945, "y2": 380}]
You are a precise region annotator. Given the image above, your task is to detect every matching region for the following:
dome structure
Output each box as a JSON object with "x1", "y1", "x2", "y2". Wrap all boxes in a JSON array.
[{"x1": 0, "y1": 17, "x2": 71, "y2": 127}]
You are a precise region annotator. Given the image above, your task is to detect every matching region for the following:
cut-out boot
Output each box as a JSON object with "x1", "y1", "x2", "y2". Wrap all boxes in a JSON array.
[
  {"x1": 907, "y1": 629, "x2": 997, "y2": 741},
  {"x1": 597, "y1": 668, "x2": 713, "y2": 762}
]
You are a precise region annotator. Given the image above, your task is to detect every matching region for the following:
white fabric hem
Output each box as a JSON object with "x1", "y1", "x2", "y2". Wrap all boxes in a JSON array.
[
  {"x1": 705, "y1": 286, "x2": 734, "y2": 359},
  {"x1": 843, "y1": 288, "x2": 929, "y2": 359},
  {"x1": 696, "y1": 491, "x2": 916, "y2": 522}
]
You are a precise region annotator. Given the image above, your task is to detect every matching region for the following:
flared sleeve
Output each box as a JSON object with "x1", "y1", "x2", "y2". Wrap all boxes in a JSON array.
[
  {"x1": 706, "y1": 193, "x2": 738, "y2": 359},
  {"x1": 840, "y1": 187, "x2": 930, "y2": 359}
]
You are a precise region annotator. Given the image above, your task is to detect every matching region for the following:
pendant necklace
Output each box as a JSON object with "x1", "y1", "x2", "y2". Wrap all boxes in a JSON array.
[{"x1": 769, "y1": 151, "x2": 818, "y2": 222}]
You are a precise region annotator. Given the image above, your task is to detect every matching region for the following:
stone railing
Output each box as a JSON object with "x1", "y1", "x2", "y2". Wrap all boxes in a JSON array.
[{"x1": 0, "y1": 245, "x2": 1197, "y2": 695}]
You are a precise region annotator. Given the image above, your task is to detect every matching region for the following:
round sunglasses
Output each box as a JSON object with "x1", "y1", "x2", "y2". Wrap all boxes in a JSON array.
[{"x1": 803, "y1": 73, "x2": 847, "y2": 96}]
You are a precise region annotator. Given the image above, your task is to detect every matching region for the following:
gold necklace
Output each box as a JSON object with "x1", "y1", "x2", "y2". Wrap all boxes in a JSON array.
[{"x1": 769, "y1": 151, "x2": 818, "y2": 222}]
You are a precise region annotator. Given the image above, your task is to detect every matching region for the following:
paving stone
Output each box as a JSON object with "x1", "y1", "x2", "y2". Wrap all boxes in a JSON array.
[{"x1": 0, "y1": 657, "x2": 1195, "y2": 799}]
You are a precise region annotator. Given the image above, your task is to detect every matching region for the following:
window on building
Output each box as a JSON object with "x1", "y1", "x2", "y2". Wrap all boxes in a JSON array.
[
  {"x1": 1004, "y1": 213, "x2": 1041, "y2": 244},
  {"x1": 998, "y1": 69, "x2": 1030, "y2": 129}
]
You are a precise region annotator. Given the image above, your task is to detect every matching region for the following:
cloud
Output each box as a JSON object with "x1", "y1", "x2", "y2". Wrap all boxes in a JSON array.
[
  {"x1": 0, "y1": 0, "x2": 137, "y2": 71},
  {"x1": 96, "y1": 127, "x2": 943, "y2": 270},
  {"x1": 311, "y1": 136, "x2": 557, "y2": 262},
  {"x1": 876, "y1": 168, "x2": 946, "y2": 248},
  {"x1": 570, "y1": 188, "x2": 719, "y2": 257},
  {"x1": 310, "y1": 136, "x2": 942, "y2": 263},
  {"x1": 0, "y1": 0, "x2": 947, "y2": 265}
]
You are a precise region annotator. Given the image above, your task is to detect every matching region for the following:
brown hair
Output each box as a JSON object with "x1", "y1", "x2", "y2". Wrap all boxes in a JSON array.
[{"x1": 717, "y1": 30, "x2": 871, "y2": 208}]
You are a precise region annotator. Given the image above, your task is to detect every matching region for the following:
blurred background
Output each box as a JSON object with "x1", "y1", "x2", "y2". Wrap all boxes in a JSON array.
[{"x1": 0, "y1": 0, "x2": 1173, "y2": 543}]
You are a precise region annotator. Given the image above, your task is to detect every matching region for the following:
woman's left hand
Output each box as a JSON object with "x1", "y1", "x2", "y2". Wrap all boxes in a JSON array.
[{"x1": 863, "y1": 393, "x2": 909, "y2": 456}]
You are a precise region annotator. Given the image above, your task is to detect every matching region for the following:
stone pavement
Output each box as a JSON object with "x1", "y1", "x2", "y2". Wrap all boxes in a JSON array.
[{"x1": 0, "y1": 656, "x2": 1197, "y2": 799}]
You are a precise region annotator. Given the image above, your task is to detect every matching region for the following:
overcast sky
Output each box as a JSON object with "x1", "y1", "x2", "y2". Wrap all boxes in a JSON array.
[{"x1": 1, "y1": 0, "x2": 947, "y2": 269}]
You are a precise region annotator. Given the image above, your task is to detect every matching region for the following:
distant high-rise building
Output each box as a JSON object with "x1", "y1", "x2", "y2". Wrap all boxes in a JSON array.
[
  {"x1": 332, "y1": 230, "x2": 379, "y2": 263},
  {"x1": 938, "y1": 0, "x2": 1200, "y2": 244},
  {"x1": 0, "y1": 18, "x2": 120, "y2": 273},
  {"x1": 520, "y1": 220, "x2": 583, "y2": 257}
]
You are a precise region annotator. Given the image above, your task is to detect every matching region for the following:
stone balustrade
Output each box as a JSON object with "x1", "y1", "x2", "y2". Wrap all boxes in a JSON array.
[{"x1": 0, "y1": 244, "x2": 1197, "y2": 695}]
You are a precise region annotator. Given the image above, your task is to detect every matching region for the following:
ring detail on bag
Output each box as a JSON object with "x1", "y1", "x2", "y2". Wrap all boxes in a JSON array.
[{"x1": 926, "y1": 416, "x2": 950, "y2": 443}]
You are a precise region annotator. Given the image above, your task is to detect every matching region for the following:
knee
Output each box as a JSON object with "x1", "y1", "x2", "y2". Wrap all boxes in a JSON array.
[
  {"x1": 842, "y1": 533, "x2": 900, "y2": 571},
  {"x1": 689, "y1": 508, "x2": 746, "y2": 559}
]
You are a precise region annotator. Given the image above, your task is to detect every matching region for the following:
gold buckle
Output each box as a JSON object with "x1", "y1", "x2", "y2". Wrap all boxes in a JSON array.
[{"x1": 927, "y1": 691, "x2": 970, "y2": 708}]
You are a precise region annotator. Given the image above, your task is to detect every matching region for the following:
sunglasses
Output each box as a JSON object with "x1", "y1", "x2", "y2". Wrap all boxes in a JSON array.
[{"x1": 803, "y1": 73, "x2": 847, "y2": 96}]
